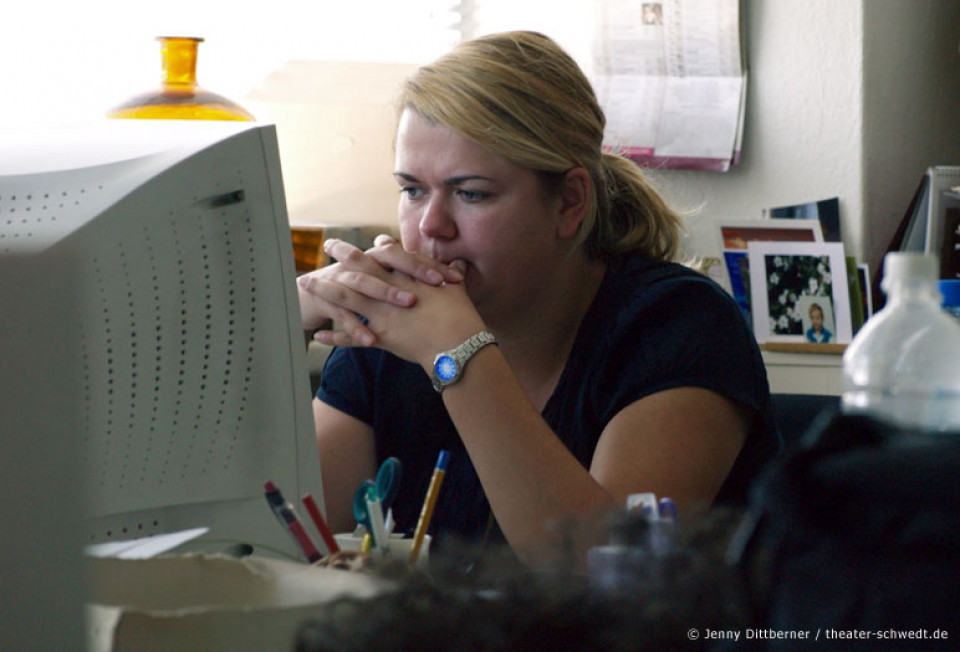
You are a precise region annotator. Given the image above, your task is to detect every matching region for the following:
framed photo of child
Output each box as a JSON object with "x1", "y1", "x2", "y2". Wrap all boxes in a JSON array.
[
  {"x1": 717, "y1": 219, "x2": 824, "y2": 329},
  {"x1": 746, "y1": 241, "x2": 853, "y2": 344}
]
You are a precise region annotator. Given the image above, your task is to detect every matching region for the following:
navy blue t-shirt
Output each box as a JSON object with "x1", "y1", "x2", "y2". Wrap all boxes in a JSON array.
[{"x1": 317, "y1": 254, "x2": 779, "y2": 545}]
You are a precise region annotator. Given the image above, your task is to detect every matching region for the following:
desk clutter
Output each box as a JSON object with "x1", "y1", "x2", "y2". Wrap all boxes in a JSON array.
[
  {"x1": 86, "y1": 411, "x2": 960, "y2": 650},
  {"x1": 85, "y1": 507, "x2": 707, "y2": 652}
]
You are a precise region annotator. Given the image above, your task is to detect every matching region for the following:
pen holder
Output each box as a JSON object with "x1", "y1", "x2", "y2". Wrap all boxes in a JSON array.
[
  {"x1": 588, "y1": 506, "x2": 676, "y2": 594},
  {"x1": 333, "y1": 532, "x2": 431, "y2": 567},
  {"x1": 587, "y1": 522, "x2": 674, "y2": 594}
]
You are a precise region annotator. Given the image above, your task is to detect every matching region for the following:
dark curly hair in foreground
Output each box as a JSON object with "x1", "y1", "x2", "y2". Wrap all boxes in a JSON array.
[{"x1": 294, "y1": 509, "x2": 751, "y2": 651}]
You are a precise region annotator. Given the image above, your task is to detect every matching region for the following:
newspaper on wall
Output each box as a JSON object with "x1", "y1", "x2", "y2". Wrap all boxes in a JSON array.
[{"x1": 593, "y1": 0, "x2": 746, "y2": 171}]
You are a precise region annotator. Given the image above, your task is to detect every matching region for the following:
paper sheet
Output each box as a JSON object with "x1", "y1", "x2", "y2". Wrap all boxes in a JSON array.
[{"x1": 85, "y1": 528, "x2": 210, "y2": 560}]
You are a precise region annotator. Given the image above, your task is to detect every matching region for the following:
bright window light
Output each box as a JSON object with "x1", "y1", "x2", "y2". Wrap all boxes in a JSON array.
[{"x1": 1, "y1": 1, "x2": 593, "y2": 127}]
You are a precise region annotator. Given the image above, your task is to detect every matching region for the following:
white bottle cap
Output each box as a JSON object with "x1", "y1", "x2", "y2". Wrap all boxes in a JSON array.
[{"x1": 882, "y1": 252, "x2": 937, "y2": 292}]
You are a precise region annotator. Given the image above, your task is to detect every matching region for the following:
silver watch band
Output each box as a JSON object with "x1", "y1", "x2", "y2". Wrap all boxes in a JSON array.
[
  {"x1": 459, "y1": 331, "x2": 497, "y2": 359},
  {"x1": 431, "y1": 330, "x2": 498, "y2": 393}
]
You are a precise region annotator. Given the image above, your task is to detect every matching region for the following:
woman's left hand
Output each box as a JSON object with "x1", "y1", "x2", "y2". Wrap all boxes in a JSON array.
[{"x1": 357, "y1": 270, "x2": 487, "y2": 370}]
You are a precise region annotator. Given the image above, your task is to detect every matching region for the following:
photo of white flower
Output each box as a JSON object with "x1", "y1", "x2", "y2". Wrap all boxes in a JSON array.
[
  {"x1": 747, "y1": 241, "x2": 853, "y2": 344},
  {"x1": 763, "y1": 253, "x2": 832, "y2": 336}
]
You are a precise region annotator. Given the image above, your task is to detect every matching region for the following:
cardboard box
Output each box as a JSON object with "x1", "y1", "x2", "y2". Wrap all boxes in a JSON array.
[{"x1": 87, "y1": 554, "x2": 389, "y2": 651}]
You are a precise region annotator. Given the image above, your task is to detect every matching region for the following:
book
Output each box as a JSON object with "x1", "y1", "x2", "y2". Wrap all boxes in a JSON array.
[
  {"x1": 924, "y1": 168, "x2": 960, "y2": 257},
  {"x1": 940, "y1": 199, "x2": 960, "y2": 279},
  {"x1": 892, "y1": 167, "x2": 960, "y2": 255}
]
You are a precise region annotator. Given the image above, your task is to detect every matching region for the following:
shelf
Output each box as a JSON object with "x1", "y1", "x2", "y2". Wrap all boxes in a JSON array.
[{"x1": 760, "y1": 342, "x2": 847, "y2": 355}]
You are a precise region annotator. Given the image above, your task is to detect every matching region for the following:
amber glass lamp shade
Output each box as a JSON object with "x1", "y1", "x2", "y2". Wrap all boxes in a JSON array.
[{"x1": 107, "y1": 37, "x2": 254, "y2": 121}]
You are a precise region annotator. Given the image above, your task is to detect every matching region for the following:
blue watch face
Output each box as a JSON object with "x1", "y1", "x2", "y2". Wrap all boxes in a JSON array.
[{"x1": 435, "y1": 354, "x2": 458, "y2": 382}]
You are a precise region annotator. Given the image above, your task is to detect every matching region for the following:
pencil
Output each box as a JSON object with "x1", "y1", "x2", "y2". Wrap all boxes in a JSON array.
[
  {"x1": 409, "y1": 450, "x2": 449, "y2": 564},
  {"x1": 301, "y1": 493, "x2": 340, "y2": 554}
]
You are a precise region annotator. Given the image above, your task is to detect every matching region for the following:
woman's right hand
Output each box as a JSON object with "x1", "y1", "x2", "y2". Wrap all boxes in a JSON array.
[{"x1": 297, "y1": 234, "x2": 463, "y2": 348}]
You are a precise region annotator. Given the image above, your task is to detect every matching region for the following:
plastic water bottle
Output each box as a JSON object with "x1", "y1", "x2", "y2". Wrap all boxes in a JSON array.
[{"x1": 841, "y1": 253, "x2": 960, "y2": 433}]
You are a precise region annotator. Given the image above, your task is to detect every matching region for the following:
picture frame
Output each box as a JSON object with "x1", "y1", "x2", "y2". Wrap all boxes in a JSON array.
[
  {"x1": 747, "y1": 241, "x2": 853, "y2": 344},
  {"x1": 718, "y1": 219, "x2": 824, "y2": 328},
  {"x1": 718, "y1": 218, "x2": 824, "y2": 251}
]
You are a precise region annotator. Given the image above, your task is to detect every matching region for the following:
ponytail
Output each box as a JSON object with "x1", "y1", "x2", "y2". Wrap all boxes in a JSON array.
[{"x1": 580, "y1": 153, "x2": 685, "y2": 262}]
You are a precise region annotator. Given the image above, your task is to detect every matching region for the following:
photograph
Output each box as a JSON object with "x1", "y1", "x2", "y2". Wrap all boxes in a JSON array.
[
  {"x1": 762, "y1": 196, "x2": 841, "y2": 243},
  {"x1": 641, "y1": 2, "x2": 663, "y2": 25},
  {"x1": 718, "y1": 219, "x2": 824, "y2": 328},
  {"x1": 797, "y1": 295, "x2": 836, "y2": 344},
  {"x1": 747, "y1": 241, "x2": 853, "y2": 344}
]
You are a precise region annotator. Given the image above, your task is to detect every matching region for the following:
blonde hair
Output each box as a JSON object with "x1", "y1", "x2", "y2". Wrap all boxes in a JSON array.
[{"x1": 397, "y1": 30, "x2": 685, "y2": 262}]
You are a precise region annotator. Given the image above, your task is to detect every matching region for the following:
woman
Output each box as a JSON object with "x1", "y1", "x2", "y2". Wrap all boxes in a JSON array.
[{"x1": 297, "y1": 31, "x2": 777, "y2": 566}]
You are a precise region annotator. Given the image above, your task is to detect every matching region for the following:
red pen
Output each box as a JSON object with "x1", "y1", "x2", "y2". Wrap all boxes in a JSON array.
[
  {"x1": 264, "y1": 481, "x2": 322, "y2": 563},
  {"x1": 302, "y1": 493, "x2": 340, "y2": 554}
]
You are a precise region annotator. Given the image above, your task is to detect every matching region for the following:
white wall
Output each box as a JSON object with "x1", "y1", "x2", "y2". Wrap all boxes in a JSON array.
[
  {"x1": 657, "y1": 0, "x2": 960, "y2": 278},
  {"x1": 249, "y1": 0, "x2": 960, "y2": 279},
  {"x1": 659, "y1": 0, "x2": 864, "y2": 258},
  {"x1": 246, "y1": 61, "x2": 419, "y2": 232},
  {"x1": 861, "y1": 0, "x2": 960, "y2": 277}
]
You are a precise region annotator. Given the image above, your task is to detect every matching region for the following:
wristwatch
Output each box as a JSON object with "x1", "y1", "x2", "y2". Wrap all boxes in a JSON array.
[{"x1": 431, "y1": 331, "x2": 498, "y2": 393}]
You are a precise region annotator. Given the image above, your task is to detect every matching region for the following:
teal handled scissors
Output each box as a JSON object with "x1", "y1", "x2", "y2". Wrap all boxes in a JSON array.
[
  {"x1": 374, "y1": 456, "x2": 403, "y2": 515},
  {"x1": 353, "y1": 457, "x2": 403, "y2": 548}
]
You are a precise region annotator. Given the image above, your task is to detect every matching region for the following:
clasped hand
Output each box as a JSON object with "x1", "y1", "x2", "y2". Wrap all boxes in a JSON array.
[{"x1": 297, "y1": 235, "x2": 484, "y2": 368}]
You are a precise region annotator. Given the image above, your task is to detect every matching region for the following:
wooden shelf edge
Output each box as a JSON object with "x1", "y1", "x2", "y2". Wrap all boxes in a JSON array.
[{"x1": 760, "y1": 342, "x2": 847, "y2": 355}]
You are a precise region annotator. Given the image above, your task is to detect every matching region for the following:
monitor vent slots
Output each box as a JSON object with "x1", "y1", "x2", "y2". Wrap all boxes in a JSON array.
[
  {"x1": 0, "y1": 185, "x2": 105, "y2": 254},
  {"x1": 78, "y1": 167, "x2": 259, "y2": 509}
]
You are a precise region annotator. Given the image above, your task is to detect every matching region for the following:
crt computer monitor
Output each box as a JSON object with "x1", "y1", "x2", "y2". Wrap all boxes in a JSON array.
[{"x1": 0, "y1": 120, "x2": 323, "y2": 559}]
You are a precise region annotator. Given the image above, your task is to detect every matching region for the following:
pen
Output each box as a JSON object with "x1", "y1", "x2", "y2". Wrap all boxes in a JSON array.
[
  {"x1": 302, "y1": 493, "x2": 340, "y2": 555},
  {"x1": 264, "y1": 481, "x2": 322, "y2": 563},
  {"x1": 409, "y1": 450, "x2": 449, "y2": 564},
  {"x1": 657, "y1": 497, "x2": 678, "y2": 522}
]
